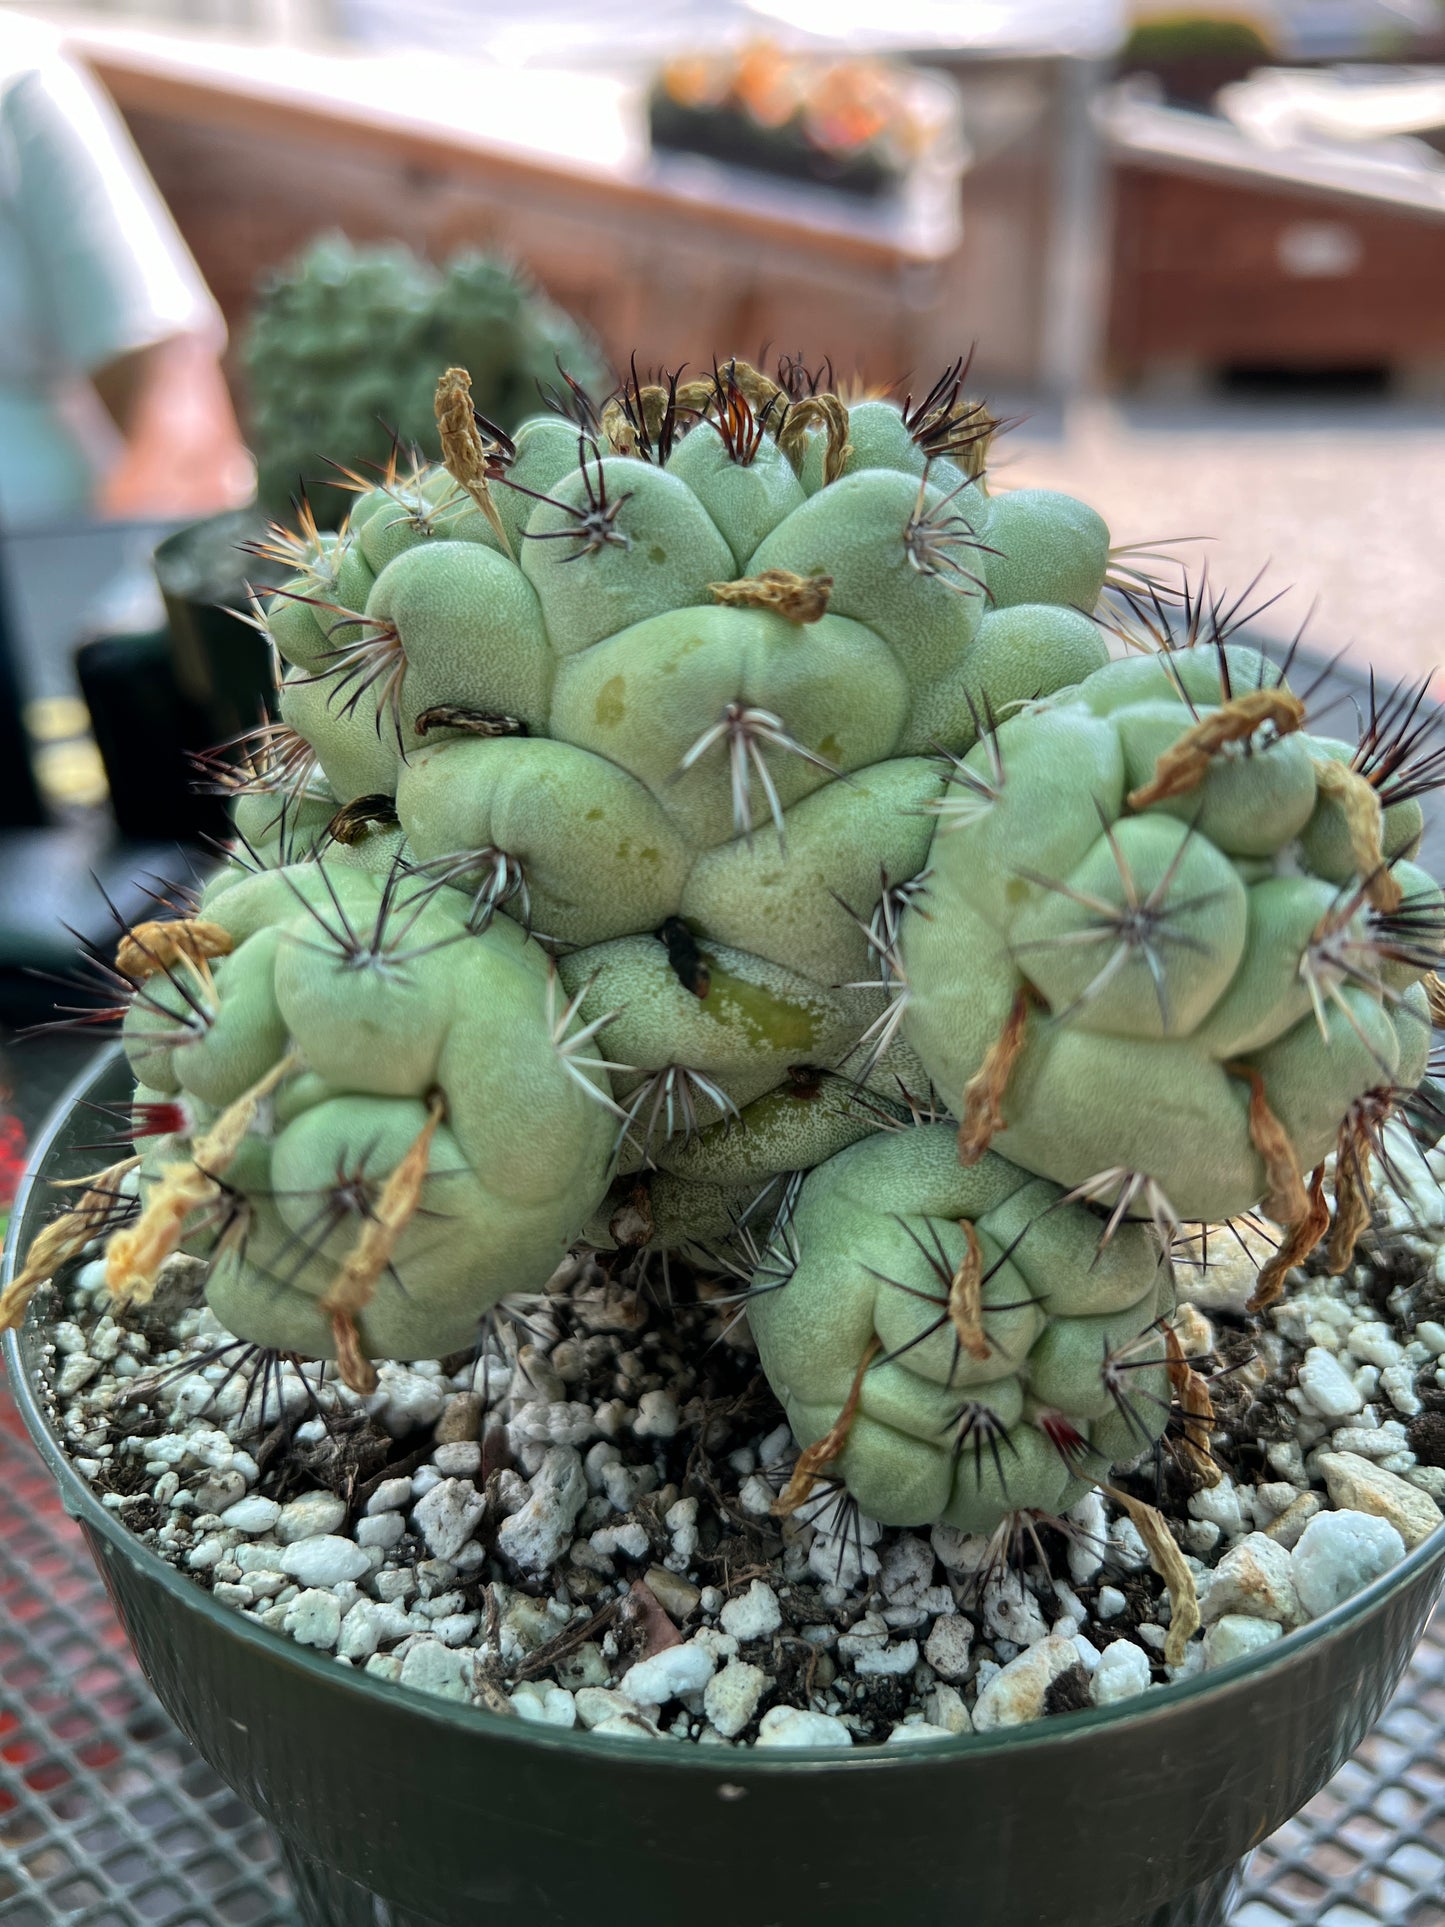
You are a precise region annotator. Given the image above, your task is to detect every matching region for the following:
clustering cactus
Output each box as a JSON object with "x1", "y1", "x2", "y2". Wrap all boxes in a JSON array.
[
  {"x1": 108, "y1": 857, "x2": 615, "y2": 1380},
  {"x1": 8, "y1": 347, "x2": 1443, "y2": 1549},
  {"x1": 243, "y1": 235, "x2": 606, "y2": 523}
]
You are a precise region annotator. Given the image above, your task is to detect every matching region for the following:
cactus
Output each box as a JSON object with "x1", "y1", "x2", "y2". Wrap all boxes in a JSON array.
[
  {"x1": 897, "y1": 641, "x2": 1442, "y2": 1277},
  {"x1": 243, "y1": 235, "x2": 606, "y2": 524},
  {"x1": 242, "y1": 354, "x2": 1119, "y2": 1253},
  {"x1": 105, "y1": 855, "x2": 616, "y2": 1383},
  {"x1": 746, "y1": 1123, "x2": 1172, "y2": 1531},
  {"x1": 10, "y1": 345, "x2": 1441, "y2": 1561}
]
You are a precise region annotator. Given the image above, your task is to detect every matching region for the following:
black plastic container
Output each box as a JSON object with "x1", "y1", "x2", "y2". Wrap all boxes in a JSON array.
[
  {"x1": 151, "y1": 509, "x2": 274, "y2": 748},
  {"x1": 6, "y1": 1050, "x2": 1445, "y2": 1927}
]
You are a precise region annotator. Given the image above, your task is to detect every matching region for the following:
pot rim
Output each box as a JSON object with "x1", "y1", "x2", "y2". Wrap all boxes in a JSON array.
[{"x1": 6, "y1": 1042, "x2": 1444, "y2": 1772}]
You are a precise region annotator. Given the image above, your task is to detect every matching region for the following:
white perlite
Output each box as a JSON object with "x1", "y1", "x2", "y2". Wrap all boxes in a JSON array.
[
  {"x1": 399, "y1": 1639, "x2": 473, "y2": 1703},
  {"x1": 1290, "y1": 1510, "x2": 1406, "y2": 1617},
  {"x1": 413, "y1": 1479, "x2": 486, "y2": 1562},
  {"x1": 495, "y1": 1447, "x2": 586, "y2": 1573},
  {"x1": 719, "y1": 1580, "x2": 782, "y2": 1644},
  {"x1": 282, "y1": 1589, "x2": 342, "y2": 1650},
  {"x1": 755, "y1": 1706, "x2": 853, "y2": 1749},
  {"x1": 40, "y1": 1146, "x2": 1445, "y2": 1752},
  {"x1": 621, "y1": 1642, "x2": 716, "y2": 1707},
  {"x1": 704, "y1": 1661, "x2": 769, "y2": 1738},
  {"x1": 847, "y1": 1637, "x2": 919, "y2": 1678},
  {"x1": 510, "y1": 1683, "x2": 577, "y2": 1728},
  {"x1": 1089, "y1": 1640, "x2": 1151, "y2": 1705}
]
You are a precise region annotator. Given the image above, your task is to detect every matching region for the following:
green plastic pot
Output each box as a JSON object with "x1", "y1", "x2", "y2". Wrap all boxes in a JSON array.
[{"x1": 6, "y1": 1049, "x2": 1445, "y2": 1927}]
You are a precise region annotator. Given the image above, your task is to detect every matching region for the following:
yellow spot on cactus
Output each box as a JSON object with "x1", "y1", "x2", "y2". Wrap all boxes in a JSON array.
[
  {"x1": 584, "y1": 807, "x2": 604, "y2": 821},
  {"x1": 1006, "y1": 877, "x2": 1029, "y2": 905},
  {"x1": 639, "y1": 847, "x2": 661, "y2": 865},
  {"x1": 595, "y1": 677, "x2": 626, "y2": 727},
  {"x1": 817, "y1": 735, "x2": 841, "y2": 763},
  {"x1": 702, "y1": 953, "x2": 818, "y2": 1050},
  {"x1": 648, "y1": 545, "x2": 667, "y2": 564}
]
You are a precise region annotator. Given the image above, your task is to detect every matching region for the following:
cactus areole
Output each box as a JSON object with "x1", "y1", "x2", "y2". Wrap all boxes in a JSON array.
[{"x1": 7, "y1": 352, "x2": 1443, "y2": 1539}]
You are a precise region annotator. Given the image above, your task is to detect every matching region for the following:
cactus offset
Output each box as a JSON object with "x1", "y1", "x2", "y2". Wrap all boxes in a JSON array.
[
  {"x1": 114, "y1": 857, "x2": 615, "y2": 1380},
  {"x1": 746, "y1": 1123, "x2": 1172, "y2": 1530}
]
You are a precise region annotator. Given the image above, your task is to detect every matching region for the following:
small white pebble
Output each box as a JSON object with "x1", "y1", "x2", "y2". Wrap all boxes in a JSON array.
[
  {"x1": 972, "y1": 1636, "x2": 1080, "y2": 1730},
  {"x1": 219, "y1": 1496, "x2": 281, "y2": 1536},
  {"x1": 355, "y1": 1511, "x2": 405, "y2": 1550},
  {"x1": 1291, "y1": 1509, "x2": 1406, "y2": 1617},
  {"x1": 737, "y1": 1475, "x2": 776, "y2": 1517},
  {"x1": 275, "y1": 1492, "x2": 347, "y2": 1544},
  {"x1": 590, "y1": 1712, "x2": 662, "y2": 1741},
  {"x1": 1202, "y1": 1615, "x2": 1283, "y2": 1669},
  {"x1": 575, "y1": 1687, "x2": 634, "y2": 1728},
  {"x1": 887, "y1": 1721, "x2": 955, "y2": 1744},
  {"x1": 923, "y1": 1615, "x2": 974, "y2": 1683},
  {"x1": 398, "y1": 1639, "x2": 472, "y2": 1702},
  {"x1": 1414, "y1": 1320, "x2": 1445, "y2": 1357},
  {"x1": 1066, "y1": 1490, "x2": 1107, "y2": 1586},
  {"x1": 432, "y1": 1441, "x2": 482, "y2": 1478},
  {"x1": 1095, "y1": 1586, "x2": 1127, "y2": 1621},
  {"x1": 852, "y1": 1638, "x2": 919, "y2": 1677},
  {"x1": 277, "y1": 1536, "x2": 370, "y2": 1588},
  {"x1": 366, "y1": 1477, "x2": 412, "y2": 1516},
  {"x1": 1295, "y1": 1348, "x2": 1365, "y2": 1421},
  {"x1": 57, "y1": 1354, "x2": 101, "y2": 1396},
  {"x1": 1346, "y1": 1323, "x2": 1404, "y2": 1369}
]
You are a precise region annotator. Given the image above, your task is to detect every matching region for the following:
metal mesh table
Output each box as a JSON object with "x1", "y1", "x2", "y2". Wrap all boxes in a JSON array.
[{"x1": 1, "y1": 1384, "x2": 1442, "y2": 1927}]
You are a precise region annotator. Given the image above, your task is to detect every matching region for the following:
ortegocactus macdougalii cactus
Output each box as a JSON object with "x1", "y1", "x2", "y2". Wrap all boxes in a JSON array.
[
  {"x1": 238, "y1": 354, "x2": 1119, "y2": 1253},
  {"x1": 898, "y1": 640, "x2": 1442, "y2": 1305},
  {"x1": 745, "y1": 1123, "x2": 1172, "y2": 1531},
  {"x1": 91, "y1": 854, "x2": 617, "y2": 1384},
  {"x1": 242, "y1": 234, "x2": 606, "y2": 524}
]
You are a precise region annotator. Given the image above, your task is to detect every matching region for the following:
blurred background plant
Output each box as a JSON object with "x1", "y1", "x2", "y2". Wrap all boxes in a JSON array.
[{"x1": 243, "y1": 234, "x2": 606, "y2": 524}]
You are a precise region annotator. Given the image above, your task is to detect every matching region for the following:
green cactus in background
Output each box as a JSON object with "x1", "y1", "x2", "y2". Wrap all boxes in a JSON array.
[
  {"x1": 242, "y1": 234, "x2": 607, "y2": 525},
  {"x1": 107, "y1": 855, "x2": 616, "y2": 1380},
  {"x1": 240, "y1": 355, "x2": 1118, "y2": 1257},
  {"x1": 898, "y1": 641, "x2": 1441, "y2": 1266},
  {"x1": 746, "y1": 1123, "x2": 1171, "y2": 1531}
]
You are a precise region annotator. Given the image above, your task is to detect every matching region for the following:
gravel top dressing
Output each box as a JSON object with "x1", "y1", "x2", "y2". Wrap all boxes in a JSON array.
[{"x1": 31, "y1": 1142, "x2": 1445, "y2": 1751}]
